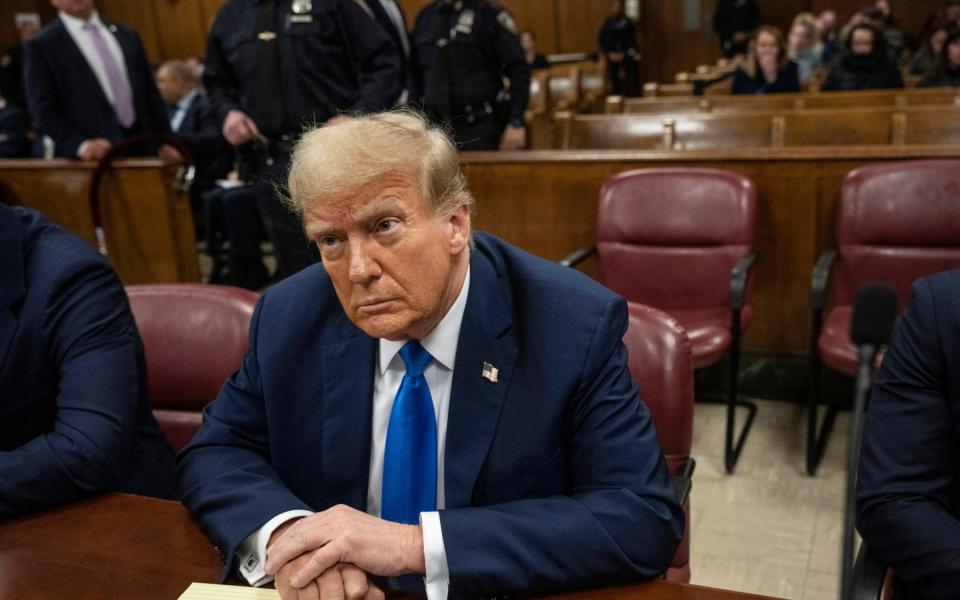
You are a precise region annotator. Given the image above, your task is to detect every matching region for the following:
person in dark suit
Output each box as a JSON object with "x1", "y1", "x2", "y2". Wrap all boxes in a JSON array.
[
  {"x1": 155, "y1": 60, "x2": 231, "y2": 202},
  {"x1": 857, "y1": 269, "x2": 960, "y2": 599},
  {"x1": 22, "y1": 0, "x2": 171, "y2": 160},
  {"x1": 368, "y1": 0, "x2": 413, "y2": 104},
  {"x1": 176, "y1": 111, "x2": 682, "y2": 600},
  {"x1": 0, "y1": 202, "x2": 176, "y2": 518}
]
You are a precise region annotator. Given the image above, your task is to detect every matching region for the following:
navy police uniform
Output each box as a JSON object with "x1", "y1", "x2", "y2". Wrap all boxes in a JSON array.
[
  {"x1": 204, "y1": 0, "x2": 401, "y2": 281},
  {"x1": 412, "y1": 0, "x2": 530, "y2": 151}
]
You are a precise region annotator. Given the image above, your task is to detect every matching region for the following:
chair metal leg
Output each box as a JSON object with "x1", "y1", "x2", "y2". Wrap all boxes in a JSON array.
[
  {"x1": 807, "y1": 316, "x2": 840, "y2": 476},
  {"x1": 724, "y1": 311, "x2": 757, "y2": 474}
]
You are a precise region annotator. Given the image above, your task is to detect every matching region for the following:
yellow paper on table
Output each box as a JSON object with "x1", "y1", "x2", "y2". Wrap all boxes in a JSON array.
[{"x1": 178, "y1": 582, "x2": 281, "y2": 600}]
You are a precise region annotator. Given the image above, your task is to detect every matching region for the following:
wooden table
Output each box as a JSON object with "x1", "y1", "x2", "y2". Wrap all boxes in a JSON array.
[{"x1": 0, "y1": 494, "x2": 778, "y2": 600}]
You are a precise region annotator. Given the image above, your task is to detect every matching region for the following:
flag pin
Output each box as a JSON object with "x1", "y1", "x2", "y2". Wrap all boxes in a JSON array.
[{"x1": 481, "y1": 361, "x2": 499, "y2": 383}]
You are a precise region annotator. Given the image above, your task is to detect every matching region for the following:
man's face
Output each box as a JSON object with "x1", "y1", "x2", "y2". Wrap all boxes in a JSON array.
[
  {"x1": 817, "y1": 11, "x2": 836, "y2": 35},
  {"x1": 155, "y1": 67, "x2": 188, "y2": 105},
  {"x1": 303, "y1": 170, "x2": 471, "y2": 341},
  {"x1": 50, "y1": 0, "x2": 95, "y2": 20},
  {"x1": 852, "y1": 29, "x2": 874, "y2": 55},
  {"x1": 949, "y1": 38, "x2": 960, "y2": 67},
  {"x1": 520, "y1": 32, "x2": 535, "y2": 55}
]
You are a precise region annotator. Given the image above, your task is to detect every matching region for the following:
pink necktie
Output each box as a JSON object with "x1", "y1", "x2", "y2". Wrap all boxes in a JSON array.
[{"x1": 83, "y1": 22, "x2": 135, "y2": 128}]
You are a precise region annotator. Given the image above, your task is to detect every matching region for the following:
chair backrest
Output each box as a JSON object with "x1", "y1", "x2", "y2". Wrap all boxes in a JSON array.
[
  {"x1": 832, "y1": 160, "x2": 960, "y2": 308},
  {"x1": 596, "y1": 168, "x2": 757, "y2": 311},
  {"x1": 622, "y1": 302, "x2": 695, "y2": 583},
  {"x1": 126, "y1": 284, "x2": 258, "y2": 451}
]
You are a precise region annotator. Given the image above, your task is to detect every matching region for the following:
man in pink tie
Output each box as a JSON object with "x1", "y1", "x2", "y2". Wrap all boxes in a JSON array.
[{"x1": 23, "y1": 0, "x2": 172, "y2": 160}]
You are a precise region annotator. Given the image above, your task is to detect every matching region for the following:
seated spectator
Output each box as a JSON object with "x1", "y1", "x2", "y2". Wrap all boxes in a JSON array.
[
  {"x1": 0, "y1": 99, "x2": 28, "y2": 158},
  {"x1": 0, "y1": 202, "x2": 176, "y2": 518},
  {"x1": 520, "y1": 29, "x2": 549, "y2": 70},
  {"x1": 864, "y1": 4, "x2": 906, "y2": 64},
  {"x1": 821, "y1": 23, "x2": 904, "y2": 91},
  {"x1": 155, "y1": 60, "x2": 230, "y2": 208},
  {"x1": 788, "y1": 12, "x2": 824, "y2": 83},
  {"x1": 817, "y1": 10, "x2": 839, "y2": 62},
  {"x1": 732, "y1": 26, "x2": 801, "y2": 94},
  {"x1": 919, "y1": 26, "x2": 960, "y2": 87},
  {"x1": 206, "y1": 182, "x2": 270, "y2": 290},
  {"x1": 858, "y1": 269, "x2": 960, "y2": 598},
  {"x1": 599, "y1": 0, "x2": 640, "y2": 97},
  {"x1": 910, "y1": 18, "x2": 950, "y2": 75},
  {"x1": 949, "y1": 0, "x2": 960, "y2": 27}
]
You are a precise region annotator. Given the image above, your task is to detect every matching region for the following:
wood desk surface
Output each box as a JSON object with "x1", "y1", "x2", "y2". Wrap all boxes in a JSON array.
[{"x1": 0, "y1": 494, "x2": 778, "y2": 600}]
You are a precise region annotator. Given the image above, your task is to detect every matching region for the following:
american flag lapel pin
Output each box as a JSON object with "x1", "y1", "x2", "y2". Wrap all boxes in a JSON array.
[{"x1": 481, "y1": 361, "x2": 499, "y2": 383}]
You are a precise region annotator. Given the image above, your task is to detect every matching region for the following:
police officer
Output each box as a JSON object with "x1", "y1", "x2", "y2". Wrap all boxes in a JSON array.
[
  {"x1": 412, "y1": 0, "x2": 530, "y2": 151},
  {"x1": 204, "y1": 0, "x2": 401, "y2": 282},
  {"x1": 599, "y1": 0, "x2": 639, "y2": 98}
]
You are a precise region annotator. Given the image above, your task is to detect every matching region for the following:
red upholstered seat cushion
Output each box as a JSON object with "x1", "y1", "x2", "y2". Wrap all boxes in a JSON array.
[
  {"x1": 669, "y1": 305, "x2": 752, "y2": 369},
  {"x1": 818, "y1": 305, "x2": 858, "y2": 376}
]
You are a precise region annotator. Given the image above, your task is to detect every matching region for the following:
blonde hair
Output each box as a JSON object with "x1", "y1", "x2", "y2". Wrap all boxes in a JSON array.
[
  {"x1": 285, "y1": 110, "x2": 475, "y2": 220},
  {"x1": 744, "y1": 25, "x2": 789, "y2": 78}
]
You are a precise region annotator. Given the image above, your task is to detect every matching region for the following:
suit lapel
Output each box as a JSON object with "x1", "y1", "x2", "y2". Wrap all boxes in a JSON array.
[
  {"x1": 50, "y1": 21, "x2": 114, "y2": 113},
  {"x1": 0, "y1": 207, "x2": 25, "y2": 375},
  {"x1": 320, "y1": 316, "x2": 376, "y2": 511},
  {"x1": 444, "y1": 245, "x2": 518, "y2": 508}
]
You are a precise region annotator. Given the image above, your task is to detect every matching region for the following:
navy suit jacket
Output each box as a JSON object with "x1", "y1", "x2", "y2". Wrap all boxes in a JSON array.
[
  {"x1": 0, "y1": 105, "x2": 28, "y2": 158},
  {"x1": 23, "y1": 18, "x2": 170, "y2": 158},
  {"x1": 174, "y1": 92, "x2": 231, "y2": 189},
  {"x1": 858, "y1": 269, "x2": 960, "y2": 599},
  {"x1": 367, "y1": 0, "x2": 412, "y2": 99},
  {"x1": 0, "y1": 204, "x2": 175, "y2": 518},
  {"x1": 177, "y1": 232, "x2": 683, "y2": 596}
]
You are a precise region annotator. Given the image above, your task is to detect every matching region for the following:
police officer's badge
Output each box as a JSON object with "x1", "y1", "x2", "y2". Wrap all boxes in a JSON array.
[{"x1": 496, "y1": 10, "x2": 518, "y2": 35}]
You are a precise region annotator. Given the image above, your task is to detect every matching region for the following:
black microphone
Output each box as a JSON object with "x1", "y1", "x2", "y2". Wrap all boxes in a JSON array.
[{"x1": 841, "y1": 283, "x2": 898, "y2": 600}]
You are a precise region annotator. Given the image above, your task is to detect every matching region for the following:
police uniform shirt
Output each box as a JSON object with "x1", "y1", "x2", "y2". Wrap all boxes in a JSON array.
[
  {"x1": 204, "y1": 0, "x2": 402, "y2": 136},
  {"x1": 412, "y1": 0, "x2": 529, "y2": 127}
]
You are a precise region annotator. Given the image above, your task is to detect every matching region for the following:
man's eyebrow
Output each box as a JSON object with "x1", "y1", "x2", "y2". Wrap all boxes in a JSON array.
[{"x1": 350, "y1": 197, "x2": 406, "y2": 223}]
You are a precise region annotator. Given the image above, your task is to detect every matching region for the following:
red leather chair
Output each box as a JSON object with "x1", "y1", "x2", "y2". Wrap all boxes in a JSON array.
[
  {"x1": 623, "y1": 303, "x2": 695, "y2": 582},
  {"x1": 565, "y1": 168, "x2": 757, "y2": 473},
  {"x1": 126, "y1": 284, "x2": 259, "y2": 453},
  {"x1": 807, "y1": 160, "x2": 960, "y2": 475}
]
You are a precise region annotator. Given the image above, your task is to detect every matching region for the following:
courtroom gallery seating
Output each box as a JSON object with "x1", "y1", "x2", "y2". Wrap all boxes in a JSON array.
[
  {"x1": 563, "y1": 168, "x2": 757, "y2": 474},
  {"x1": 623, "y1": 303, "x2": 696, "y2": 583},
  {"x1": 126, "y1": 283, "x2": 259, "y2": 453},
  {"x1": 807, "y1": 160, "x2": 960, "y2": 475}
]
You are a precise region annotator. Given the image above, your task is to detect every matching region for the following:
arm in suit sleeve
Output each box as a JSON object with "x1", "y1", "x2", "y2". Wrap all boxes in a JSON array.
[
  {"x1": 22, "y1": 38, "x2": 87, "y2": 158},
  {"x1": 0, "y1": 260, "x2": 144, "y2": 517},
  {"x1": 338, "y1": 0, "x2": 402, "y2": 114},
  {"x1": 176, "y1": 289, "x2": 314, "y2": 580},
  {"x1": 490, "y1": 9, "x2": 530, "y2": 127},
  {"x1": 857, "y1": 276, "x2": 960, "y2": 598},
  {"x1": 438, "y1": 297, "x2": 684, "y2": 596},
  {"x1": 129, "y1": 30, "x2": 170, "y2": 135}
]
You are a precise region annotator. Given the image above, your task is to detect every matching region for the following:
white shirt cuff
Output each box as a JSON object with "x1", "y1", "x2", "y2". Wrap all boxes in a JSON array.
[
  {"x1": 236, "y1": 509, "x2": 314, "y2": 586},
  {"x1": 420, "y1": 511, "x2": 450, "y2": 600},
  {"x1": 76, "y1": 140, "x2": 91, "y2": 159}
]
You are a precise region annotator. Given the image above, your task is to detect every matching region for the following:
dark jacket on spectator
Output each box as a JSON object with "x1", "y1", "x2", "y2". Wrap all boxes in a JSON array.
[
  {"x1": 0, "y1": 104, "x2": 28, "y2": 158},
  {"x1": 731, "y1": 60, "x2": 801, "y2": 94},
  {"x1": 919, "y1": 65, "x2": 960, "y2": 87},
  {"x1": 821, "y1": 51, "x2": 904, "y2": 91}
]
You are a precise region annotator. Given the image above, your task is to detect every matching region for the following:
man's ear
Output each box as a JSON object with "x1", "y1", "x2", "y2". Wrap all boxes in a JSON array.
[{"x1": 447, "y1": 204, "x2": 471, "y2": 256}]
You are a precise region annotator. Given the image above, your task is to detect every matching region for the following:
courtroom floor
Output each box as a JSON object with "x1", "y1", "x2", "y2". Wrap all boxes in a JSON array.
[{"x1": 688, "y1": 399, "x2": 849, "y2": 599}]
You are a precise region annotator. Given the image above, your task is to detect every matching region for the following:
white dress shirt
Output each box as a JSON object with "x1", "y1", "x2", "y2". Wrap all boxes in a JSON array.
[
  {"x1": 170, "y1": 88, "x2": 198, "y2": 133},
  {"x1": 58, "y1": 10, "x2": 134, "y2": 159},
  {"x1": 237, "y1": 268, "x2": 471, "y2": 600}
]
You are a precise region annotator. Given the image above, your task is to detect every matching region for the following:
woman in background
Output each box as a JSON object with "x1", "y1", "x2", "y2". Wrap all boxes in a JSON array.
[
  {"x1": 919, "y1": 27, "x2": 960, "y2": 87},
  {"x1": 731, "y1": 26, "x2": 801, "y2": 94},
  {"x1": 909, "y1": 18, "x2": 949, "y2": 76},
  {"x1": 787, "y1": 12, "x2": 824, "y2": 84},
  {"x1": 821, "y1": 23, "x2": 903, "y2": 91}
]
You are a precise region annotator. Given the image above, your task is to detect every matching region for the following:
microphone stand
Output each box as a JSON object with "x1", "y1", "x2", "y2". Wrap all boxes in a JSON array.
[{"x1": 841, "y1": 343, "x2": 878, "y2": 600}]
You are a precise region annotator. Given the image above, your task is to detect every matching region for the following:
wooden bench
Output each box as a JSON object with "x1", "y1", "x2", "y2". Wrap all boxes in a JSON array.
[
  {"x1": 460, "y1": 145, "x2": 960, "y2": 355},
  {"x1": 0, "y1": 159, "x2": 200, "y2": 284},
  {"x1": 556, "y1": 106, "x2": 960, "y2": 150}
]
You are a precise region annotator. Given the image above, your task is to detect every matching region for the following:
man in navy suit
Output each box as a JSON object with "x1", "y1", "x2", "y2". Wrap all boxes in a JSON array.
[
  {"x1": 0, "y1": 203, "x2": 176, "y2": 518},
  {"x1": 177, "y1": 111, "x2": 682, "y2": 600},
  {"x1": 22, "y1": 0, "x2": 171, "y2": 160},
  {"x1": 858, "y1": 269, "x2": 960, "y2": 599}
]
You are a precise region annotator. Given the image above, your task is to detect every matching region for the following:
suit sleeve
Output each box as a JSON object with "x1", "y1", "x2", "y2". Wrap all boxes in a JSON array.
[
  {"x1": 130, "y1": 30, "x2": 170, "y2": 136},
  {"x1": 438, "y1": 297, "x2": 683, "y2": 596},
  {"x1": 0, "y1": 259, "x2": 145, "y2": 517},
  {"x1": 491, "y1": 9, "x2": 529, "y2": 127},
  {"x1": 176, "y1": 289, "x2": 314, "y2": 580},
  {"x1": 857, "y1": 277, "x2": 960, "y2": 598},
  {"x1": 23, "y1": 37, "x2": 86, "y2": 158},
  {"x1": 338, "y1": 0, "x2": 402, "y2": 113}
]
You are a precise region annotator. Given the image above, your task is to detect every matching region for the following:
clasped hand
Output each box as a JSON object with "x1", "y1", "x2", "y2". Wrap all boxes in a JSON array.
[{"x1": 265, "y1": 505, "x2": 426, "y2": 600}]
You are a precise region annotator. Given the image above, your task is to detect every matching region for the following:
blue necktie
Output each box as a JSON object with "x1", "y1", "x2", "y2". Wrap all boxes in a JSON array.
[{"x1": 381, "y1": 341, "x2": 437, "y2": 525}]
